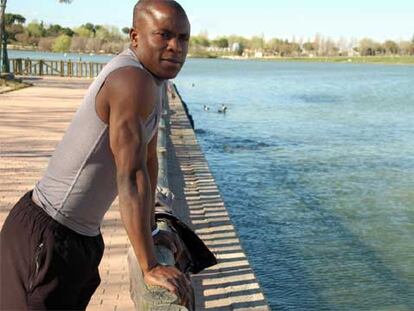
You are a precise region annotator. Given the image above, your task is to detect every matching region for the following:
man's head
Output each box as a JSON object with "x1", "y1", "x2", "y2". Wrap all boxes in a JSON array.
[{"x1": 130, "y1": 0, "x2": 190, "y2": 80}]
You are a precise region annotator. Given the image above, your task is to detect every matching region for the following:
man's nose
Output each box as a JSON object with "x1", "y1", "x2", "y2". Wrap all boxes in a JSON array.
[{"x1": 167, "y1": 37, "x2": 183, "y2": 54}]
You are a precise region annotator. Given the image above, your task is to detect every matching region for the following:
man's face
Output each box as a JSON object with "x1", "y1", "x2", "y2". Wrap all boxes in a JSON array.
[{"x1": 131, "y1": 6, "x2": 190, "y2": 80}]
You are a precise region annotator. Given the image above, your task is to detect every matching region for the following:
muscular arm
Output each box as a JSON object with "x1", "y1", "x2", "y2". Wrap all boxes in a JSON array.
[
  {"x1": 101, "y1": 67, "x2": 190, "y2": 302},
  {"x1": 106, "y1": 67, "x2": 157, "y2": 273}
]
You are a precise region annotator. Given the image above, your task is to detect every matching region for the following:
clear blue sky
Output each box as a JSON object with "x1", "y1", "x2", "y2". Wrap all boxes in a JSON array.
[{"x1": 7, "y1": 0, "x2": 414, "y2": 41}]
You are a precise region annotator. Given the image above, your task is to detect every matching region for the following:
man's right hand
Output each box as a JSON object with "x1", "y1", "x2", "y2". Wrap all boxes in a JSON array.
[{"x1": 143, "y1": 264, "x2": 192, "y2": 307}]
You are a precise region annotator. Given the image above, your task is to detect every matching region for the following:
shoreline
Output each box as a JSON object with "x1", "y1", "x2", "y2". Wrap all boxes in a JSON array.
[
  {"x1": 194, "y1": 55, "x2": 414, "y2": 65},
  {"x1": 7, "y1": 47, "x2": 414, "y2": 65}
]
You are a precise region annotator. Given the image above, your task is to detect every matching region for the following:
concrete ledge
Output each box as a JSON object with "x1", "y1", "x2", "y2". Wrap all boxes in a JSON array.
[{"x1": 165, "y1": 85, "x2": 270, "y2": 310}]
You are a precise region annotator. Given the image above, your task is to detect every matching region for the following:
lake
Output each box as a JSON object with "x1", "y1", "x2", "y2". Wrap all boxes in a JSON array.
[
  {"x1": 175, "y1": 59, "x2": 414, "y2": 311},
  {"x1": 9, "y1": 50, "x2": 414, "y2": 310}
]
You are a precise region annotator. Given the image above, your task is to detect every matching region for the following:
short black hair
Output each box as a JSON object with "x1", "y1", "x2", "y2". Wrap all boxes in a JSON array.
[{"x1": 132, "y1": 0, "x2": 187, "y2": 28}]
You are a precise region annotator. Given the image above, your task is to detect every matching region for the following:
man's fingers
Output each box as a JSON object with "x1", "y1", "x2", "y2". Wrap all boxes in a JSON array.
[
  {"x1": 177, "y1": 273, "x2": 192, "y2": 306},
  {"x1": 161, "y1": 273, "x2": 190, "y2": 305},
  {"x1": 143, "y1": 264, "x2": 193, "y2": 307}
]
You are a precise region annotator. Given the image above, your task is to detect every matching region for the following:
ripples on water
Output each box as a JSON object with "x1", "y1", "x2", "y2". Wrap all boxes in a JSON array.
[{"x1": 176, "y1": 60, "x2": 414, "y2": 311}]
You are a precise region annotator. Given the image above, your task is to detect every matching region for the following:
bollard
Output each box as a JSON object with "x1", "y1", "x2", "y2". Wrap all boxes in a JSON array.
[{"x1": 127, "y1": 221, "x2": 189, "y2": 311}]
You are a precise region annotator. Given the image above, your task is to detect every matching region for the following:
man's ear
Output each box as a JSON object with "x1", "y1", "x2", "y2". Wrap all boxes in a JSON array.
[{"x1": 129, "y1": 28, "x2": 139, "y2": 47}]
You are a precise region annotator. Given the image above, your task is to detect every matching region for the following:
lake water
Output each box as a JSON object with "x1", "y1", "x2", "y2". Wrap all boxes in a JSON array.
[
  {"x1": 9, "y1": 50, "x2": 414, "y2": 310},
  {"x1": 175, "y1": 60, "x2": 414, "y2": 311},
  {"x1": 9, "y1": 49, "x2": 113, "y2": 63}
]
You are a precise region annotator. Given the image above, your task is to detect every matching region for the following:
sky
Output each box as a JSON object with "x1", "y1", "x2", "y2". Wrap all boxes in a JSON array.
[{"x1": 7, "y1": 0, "x2": 414, "y2": 42}]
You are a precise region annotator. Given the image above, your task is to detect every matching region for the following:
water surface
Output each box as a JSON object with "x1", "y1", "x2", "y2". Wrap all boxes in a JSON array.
[{"x1": 174, "y1": 59, "x2": 414, "y2": 311}]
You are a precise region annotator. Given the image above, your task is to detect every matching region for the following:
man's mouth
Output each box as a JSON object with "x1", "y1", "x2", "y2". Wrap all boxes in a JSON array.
[{"x1": 161, "y1": 58, "x2": 182, "y2": 65}]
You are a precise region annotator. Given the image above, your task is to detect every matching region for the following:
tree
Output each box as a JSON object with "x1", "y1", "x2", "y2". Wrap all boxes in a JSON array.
[
  {"x1": 1, "y1": 0, "x2": 72, "y2": 73},
  {"x1": 45, "y1": 24, "x2": 61, "y2": 37},
  {"x1": 265, "y1": 38, "x2": 283, "y2": 55},
  {"x1": 249, "y1": 36, "x2": 265, "y2": 50},
  {"x1": 302, "y1": 42, "x2": 315, "y2": 53},
  {"x1": 190, "y1": 35, "x2": 210, "y2": 47},
  {"x1": 74, "y1": 25, "x2": 93, "y2": 38},
  {"x1": 45, "y1": 24, "x2": 74, "y2": 37},
  {"x1": 5, "y1": 13, "x2": 25, "y2": 25},
  {"x1": 83, "y1": 22, "x2": 96, "y2": 37},
  {"x1": 383, "y1": 40, "x2": 399, "y2": 55},
  {"x1": 52, "y1": 34, "x2": 71, "y2": 52},
  {"x1": 0, "y1": 0, "x2": 9, "y2": 73},
  {"x1": 27, "y1": 21, "x2": 45, "y2": 37},
  {"x1": 122, "y1": 27, "x2": 130, "y2": 35},
  {"x1": 70, "y1": 36, "x2": 87, "y2": 52},
  {"x1": 358, "y1": 38, "x2": 381, "y2": 56},
  {"x1": 38, "y1": 37, "x2": 55, "y2": 51},
  {"x1": 211, "y1": 37, "x2": 228, "y2": 49},
  {"x1": 5, "y1": 13, "x2": 25, "y2": 42}
]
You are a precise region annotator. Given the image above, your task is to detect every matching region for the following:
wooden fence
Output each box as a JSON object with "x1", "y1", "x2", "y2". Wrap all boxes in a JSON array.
[{"x1": 9, "y1": 58, "x2": 106, "y2": 78}]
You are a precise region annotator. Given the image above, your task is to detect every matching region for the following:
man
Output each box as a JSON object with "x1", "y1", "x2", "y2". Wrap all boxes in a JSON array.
[{"x1": 0, "y1": 0, "x2": 192, "y2": 309}]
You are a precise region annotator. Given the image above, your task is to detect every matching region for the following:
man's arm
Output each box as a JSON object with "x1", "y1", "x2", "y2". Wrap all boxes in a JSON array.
[{"x1": 103, "y1": 67, "x2": 190, "y2": 302}]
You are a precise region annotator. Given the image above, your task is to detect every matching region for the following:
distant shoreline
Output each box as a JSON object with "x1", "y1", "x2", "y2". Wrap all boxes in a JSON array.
[
  {"x1": 7, "y1": 46, "x2": 414, "y2": 65},
  {"x1": 191, "y1": 54, "x2": 414, "y2": 65}
]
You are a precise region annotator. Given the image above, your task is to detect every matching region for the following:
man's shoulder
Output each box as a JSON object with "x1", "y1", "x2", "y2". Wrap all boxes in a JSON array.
[{"x1": 106, "y1": 66, "x2": 155, "y2": 94}]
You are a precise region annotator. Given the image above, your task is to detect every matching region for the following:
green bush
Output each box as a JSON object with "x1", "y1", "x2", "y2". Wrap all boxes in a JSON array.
[{"x1": 52, "y1": 34, "x2": 71, "y2": 52}]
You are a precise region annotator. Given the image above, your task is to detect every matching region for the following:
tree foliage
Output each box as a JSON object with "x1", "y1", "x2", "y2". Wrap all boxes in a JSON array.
[
  {"x1": 383, "y1": 40, "x2": 399, "y2": 54},
  {"x1": 5, "y1": 13, "x2": 25, "y2": 25},
  {"x1": 211, "y1": 37, "x2": 228, "y2": 48},
  {"x1": 3, "y1": 10, "x2": 414, "y2": 58},
  {"x1": 26, "y1": 21, "x2": 45, "y2": 37},
  {"x1": 52, "y1": 34, "x2": 71, "y2": 52}
]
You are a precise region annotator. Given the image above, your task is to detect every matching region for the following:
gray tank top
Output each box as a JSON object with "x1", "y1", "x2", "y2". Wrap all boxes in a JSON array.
[{"x1": 32, "y1": 48, "x2": 165, "y2": 236}]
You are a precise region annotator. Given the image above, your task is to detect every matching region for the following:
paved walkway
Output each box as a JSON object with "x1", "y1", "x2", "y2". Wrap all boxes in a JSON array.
[
  {"x1": 0, "y1": 76, "x2": 269, "y2": 310},
  {"x1": 0, "y1": 77, "x2": 134, "y2": 310}
]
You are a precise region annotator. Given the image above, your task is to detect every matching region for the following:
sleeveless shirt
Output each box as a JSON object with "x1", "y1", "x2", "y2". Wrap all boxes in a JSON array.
[{"x1": 32, "y1": 48, "x2": 165, "y2": 236}]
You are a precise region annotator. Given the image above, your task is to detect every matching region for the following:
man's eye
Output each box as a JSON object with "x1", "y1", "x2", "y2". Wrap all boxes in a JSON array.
[{"x1": 159, "y1": 32, "x2": 170, "y2": 39}]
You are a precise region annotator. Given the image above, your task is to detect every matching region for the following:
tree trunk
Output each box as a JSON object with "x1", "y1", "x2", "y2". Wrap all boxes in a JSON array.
[{"x1": 0, "y1": 0, "x2": 9, "y2": 73}]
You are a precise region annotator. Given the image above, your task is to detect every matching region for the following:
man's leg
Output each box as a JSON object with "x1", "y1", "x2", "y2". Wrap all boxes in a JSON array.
[
  {"x1": 77, "y1": 267, "x2": 102, "y2": 309},
  {"x1": 0, "y1": 193, "x2": 35, "y2": 310},
  {"x1": 27, "y1": 220, "x2": 104, "y2": 310},
  {"x1": 0, "y1": 191, "x2": 104, "y2": 310}
]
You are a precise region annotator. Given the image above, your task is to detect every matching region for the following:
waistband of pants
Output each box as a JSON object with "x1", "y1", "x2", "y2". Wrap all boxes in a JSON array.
[{"x1": 17, "y1": 191, "x2": 102, "y2": 240}]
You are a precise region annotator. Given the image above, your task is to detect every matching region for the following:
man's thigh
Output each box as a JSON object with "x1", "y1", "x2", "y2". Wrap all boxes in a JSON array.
[
  {"x1": 0, "y1": 192, "x2": 104, "y2": 310},
  {"x1": 28, "y1": 221, "x2": 104, "y2": 310},
  {"x1": 1, "y1": 195, "x2": 35, "y2": 311}
]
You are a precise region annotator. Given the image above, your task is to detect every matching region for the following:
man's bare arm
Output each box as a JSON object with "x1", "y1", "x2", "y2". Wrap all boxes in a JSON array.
[
  {"x1": 107, "y1": 68, "x2": 157, "y2": 273},
  {"x1": 102, "y1": 67, "x2": 190, "y2": 301}
]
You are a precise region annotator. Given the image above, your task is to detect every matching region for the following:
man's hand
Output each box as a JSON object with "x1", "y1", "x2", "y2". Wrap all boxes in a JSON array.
[{"x1": 143, "y1": 264, "x2": 192, "y2": 307}]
